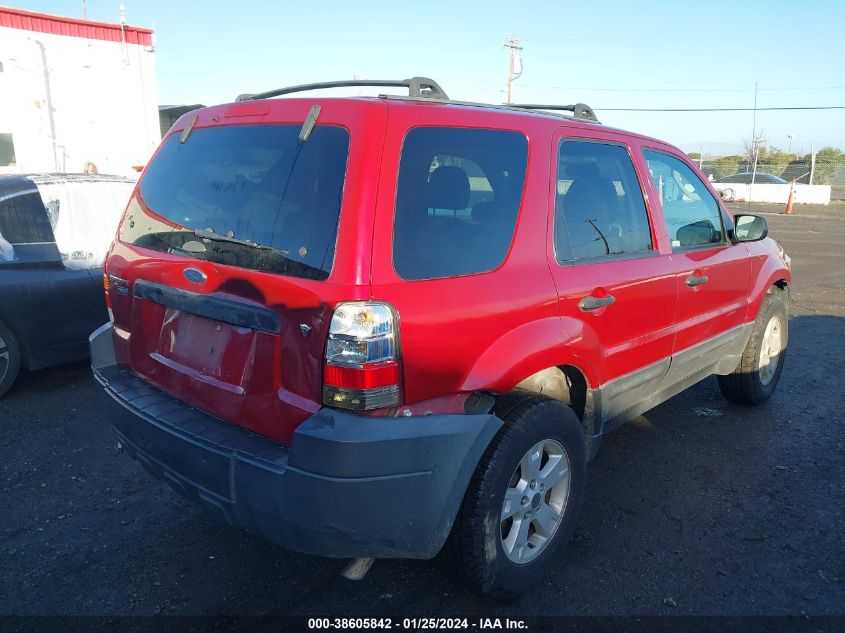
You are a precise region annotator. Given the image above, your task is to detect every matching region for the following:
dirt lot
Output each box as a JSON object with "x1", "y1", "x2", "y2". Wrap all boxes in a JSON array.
[{"x1": 1, "y1": 203, "x2": 843, "y2": 624}]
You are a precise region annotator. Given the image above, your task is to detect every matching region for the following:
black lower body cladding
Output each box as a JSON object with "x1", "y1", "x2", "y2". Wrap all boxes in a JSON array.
[{"x1": 89, "y1": 323, "x2": 501, "y2": 559}]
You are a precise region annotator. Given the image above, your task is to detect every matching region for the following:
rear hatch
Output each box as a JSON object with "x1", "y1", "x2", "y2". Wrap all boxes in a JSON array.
[{"x1": 107, "y1": 104, "x2": 372, "y2": 444}]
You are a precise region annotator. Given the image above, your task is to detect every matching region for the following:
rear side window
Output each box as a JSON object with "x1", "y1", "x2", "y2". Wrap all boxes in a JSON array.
[
  {"x1": 642, "y1": 150, "x2": 725, "y2": 249},
  {"x1": 125, "y1": 124, "x2": 350, "y2": 281},
  {"x1": 0, "y1": 191, "x2": 54, "y2": 245},
  {"x1": 555, "y1": 140, "x2": 652, "y2": 261},
  {"x1": 0, "y1": 189, "x2": 60, "y2": 265},
  {"x1": 393, "y1": 127, "x2": 527, "y2": 280}
]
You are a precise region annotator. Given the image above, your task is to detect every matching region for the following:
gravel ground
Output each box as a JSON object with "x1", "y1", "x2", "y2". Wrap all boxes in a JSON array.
[{"x1": 1, "y1": 204, "x2": 843, "y2": 625}]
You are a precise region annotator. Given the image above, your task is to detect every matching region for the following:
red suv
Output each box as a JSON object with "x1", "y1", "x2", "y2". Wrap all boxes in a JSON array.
[{"x1": 90, "y1": 77, "x2": 791, "y2": 598}]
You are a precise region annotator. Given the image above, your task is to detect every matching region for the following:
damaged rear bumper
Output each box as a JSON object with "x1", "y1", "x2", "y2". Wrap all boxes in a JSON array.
[{"x1": 89, "y1": 323, "x2": 501, "y2": 559}]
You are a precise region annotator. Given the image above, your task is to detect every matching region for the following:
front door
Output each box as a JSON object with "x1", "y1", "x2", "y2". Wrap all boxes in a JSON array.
[
  {"x1": 640, "y1": 148, "x2": 752, "y2": 381},
  {"x1": 548, "y1": 131, "x2": 677, "y2": 429}
]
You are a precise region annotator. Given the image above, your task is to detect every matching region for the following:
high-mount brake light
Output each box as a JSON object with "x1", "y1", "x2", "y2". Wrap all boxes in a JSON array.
[{"x1": 322, "y1": 302, "x2": 401, "y2": 411}]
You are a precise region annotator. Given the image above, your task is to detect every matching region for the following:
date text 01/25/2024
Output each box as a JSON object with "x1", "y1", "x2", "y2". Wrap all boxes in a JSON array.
[{"x1": 307, "y1": 617, "x2": 528, "y2": 630}]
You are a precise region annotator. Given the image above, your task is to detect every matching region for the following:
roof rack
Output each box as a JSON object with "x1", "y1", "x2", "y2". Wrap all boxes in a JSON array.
[
  {"x1": 508, "y1": 103, "x2": 600, "y2": 123},
  {"x1": 237, "y1": 76, "x2": 449, "y2": 102}
]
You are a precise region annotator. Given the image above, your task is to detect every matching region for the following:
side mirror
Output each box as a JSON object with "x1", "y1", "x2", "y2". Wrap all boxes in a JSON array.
[{"x1": 733, "y1": 214, "x2": 768, "y2": 242}]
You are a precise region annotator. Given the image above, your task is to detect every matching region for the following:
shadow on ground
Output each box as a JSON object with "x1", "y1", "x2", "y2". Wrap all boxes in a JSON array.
[{"x1": 1, "y1": 314, "x2": 843, "y2": 617}]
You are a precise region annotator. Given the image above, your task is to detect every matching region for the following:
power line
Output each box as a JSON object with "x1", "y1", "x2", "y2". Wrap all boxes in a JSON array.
[{"x1": 594, "y1": 105, "x2": 845, "y2": 112}]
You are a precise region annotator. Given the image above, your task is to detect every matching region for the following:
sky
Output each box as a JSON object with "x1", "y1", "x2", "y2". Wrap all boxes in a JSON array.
[{"x1": 11, "y1": 0, "x2": 845, "y2": 155}]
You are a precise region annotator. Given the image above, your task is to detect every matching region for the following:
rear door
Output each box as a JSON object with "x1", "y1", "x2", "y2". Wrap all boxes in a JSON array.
[
  {"x1": 548, "y1": 130, "x2": 677, "y2": 429},
  {"x1": 640, "y1": 148, "x2": 751, "y2": 381}
]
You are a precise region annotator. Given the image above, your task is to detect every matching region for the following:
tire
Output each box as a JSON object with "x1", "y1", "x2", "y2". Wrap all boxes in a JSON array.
[
  {"x1": 718, "y1": 289, "x2": 788, "y2": 405},
  {"x1": 447, "y1": 394, "x2": 586, "y2": 599},
  {"x1": 0, "y1": 319, "x2": 22, "y2": 399}
]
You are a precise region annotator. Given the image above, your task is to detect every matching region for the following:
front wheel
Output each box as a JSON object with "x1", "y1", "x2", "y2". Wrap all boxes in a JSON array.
[
  {"x1": 718, "y1": 289, "x2": 788, "y2": 405},
  {"x1": 447, "y1": 395, "x2": 586, "y2": 599}
]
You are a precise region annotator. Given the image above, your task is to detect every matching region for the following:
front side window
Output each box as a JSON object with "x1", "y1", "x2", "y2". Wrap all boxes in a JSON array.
[
  {"x1": 554, "y1": 140, "x2": 652, "y2": 261},
  {"x1": 393, "y1": 127, "x2": 528, "y2": 280},
  {"x1": 643, "y1": 150, "x2": 725, "y2": 249},
  {"x1": 123, "y1": 124, "x2": 350, "y2": 281}
]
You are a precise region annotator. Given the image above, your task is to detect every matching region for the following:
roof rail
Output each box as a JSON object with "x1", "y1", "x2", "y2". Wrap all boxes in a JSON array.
[
  {"x1": 508, "y1": 103, "x2": 600, "y2": 123},
  {"x1": 237, "y1": 76, "x2": 449, "y2": 102}
]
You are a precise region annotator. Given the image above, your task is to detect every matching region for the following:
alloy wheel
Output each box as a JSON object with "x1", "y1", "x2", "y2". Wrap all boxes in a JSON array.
[
  {"x1": 500, "y1": 438, "x2": 571, "y2": 564},
  {"x1": 759, "y1": 315, "x2": 783, "y2": 385}
]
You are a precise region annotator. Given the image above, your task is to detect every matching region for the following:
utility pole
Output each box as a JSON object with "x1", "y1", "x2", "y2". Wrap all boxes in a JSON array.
[
  {"x1": 82, "y1": 0, "x2": 87, "y2": 18},
  {"x1": 748, "y1": 82, "x2": 758, "y2": 212},
  {"x1": 503, "y1": 37, "x2": 523, "y2": 104}
]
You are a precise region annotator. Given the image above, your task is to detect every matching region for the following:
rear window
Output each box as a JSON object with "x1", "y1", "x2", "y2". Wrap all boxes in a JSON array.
[
  {"x1": 123, "y1": 124, "x2": 350, "y2": 280},
  {"x1": 393, "y1": 127, "x2": 528, "y2": 280}
]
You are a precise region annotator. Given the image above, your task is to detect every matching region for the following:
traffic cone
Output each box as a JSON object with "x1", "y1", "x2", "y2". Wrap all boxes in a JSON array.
[{"x1": 785, "y1": 178, "x2": 795, "y2": 215}]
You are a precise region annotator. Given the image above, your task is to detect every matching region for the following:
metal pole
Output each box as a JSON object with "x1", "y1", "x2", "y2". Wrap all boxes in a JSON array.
[
  {"x1": 809, "y1": 142, "x2": 815, "y2": 185},
  {"x1": 748, "y1": 82, "x2": 758, "y2": 212},
  {"x1": 34, "y1": 40, "x2": 59, "y2": 172}
]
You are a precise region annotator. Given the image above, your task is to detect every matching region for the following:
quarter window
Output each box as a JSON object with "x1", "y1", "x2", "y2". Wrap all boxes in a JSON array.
[
  {"x1": 393, "y1": 127, "x2": 527, "y2": 280},
  {"x1": 642, "y1": 150, "x2": 725, "y2": 249},
  {"x1": 554, "y1": 140, "x2": 652, "y2": 261}
]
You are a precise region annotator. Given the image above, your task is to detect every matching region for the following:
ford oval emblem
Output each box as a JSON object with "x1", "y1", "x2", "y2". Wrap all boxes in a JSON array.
[{"x1": 183, "y1": 267, "x2": 207, "y2": 284}]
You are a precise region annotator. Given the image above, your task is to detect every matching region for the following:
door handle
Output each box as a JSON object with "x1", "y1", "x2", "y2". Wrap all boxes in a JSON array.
[
  {"x1": 686, "y1": 273, "x2": 709, "y2": 287},
  {"x1": 579, "y1": 293, "x2": 616, "y2": 312}
]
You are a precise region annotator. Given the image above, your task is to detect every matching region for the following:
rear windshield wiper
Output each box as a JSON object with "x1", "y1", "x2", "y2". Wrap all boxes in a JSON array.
[{"x1": 193, "y1": 229, "x2": 288, "y2": 255}]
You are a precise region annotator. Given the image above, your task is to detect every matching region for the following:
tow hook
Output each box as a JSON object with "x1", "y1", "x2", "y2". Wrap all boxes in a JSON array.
[{"x1": 340, "y1": 557, "x2": 376, "y2": 581}]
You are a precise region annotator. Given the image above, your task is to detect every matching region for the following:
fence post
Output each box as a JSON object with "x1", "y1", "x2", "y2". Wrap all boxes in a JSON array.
[{"x1": 809, "y1": 147, "x2": 816, "y2": 185}]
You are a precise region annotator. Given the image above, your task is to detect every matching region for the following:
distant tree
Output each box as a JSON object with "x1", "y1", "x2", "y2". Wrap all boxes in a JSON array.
[
  {"x1": 803, "y1": 147, "x2": 845, "y2": 185},
  {"x1": 743, "y1": 129, "x2": 768, "y2": 165},
  {"x1": 687, "y1": 152, "x2": 701, "y2": 160},
  {"x1": 757, "y1": 146, "x2": 792, "y2": 177},
  {"x1": 711, "y1": 155, "x2": 742, "y2": 180}
]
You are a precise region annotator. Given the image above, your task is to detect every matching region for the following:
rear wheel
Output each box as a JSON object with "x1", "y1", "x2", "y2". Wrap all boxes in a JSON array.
[
  {"x1": 718, "y1": 290, "x2": 788, "y2": 405},
  {"x1": 0, "y1": 320, "x2": 22, "y2": 399},
  {"x1": 447, "y1": 395, "x2": 586, "y2": 599}
]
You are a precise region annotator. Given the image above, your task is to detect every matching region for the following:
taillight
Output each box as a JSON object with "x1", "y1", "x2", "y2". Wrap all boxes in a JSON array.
[
  {"x1": 103, "y1": 271, "x2": 113, "y2": 322},
  {"x1": 322, "y1": 302, "x2": 401, "y2": 410}
]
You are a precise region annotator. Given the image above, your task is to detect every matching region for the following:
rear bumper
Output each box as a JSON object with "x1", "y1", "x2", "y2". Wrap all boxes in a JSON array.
[{"x1": 89, "y1": 323, "x2": 501, "y2": 559}]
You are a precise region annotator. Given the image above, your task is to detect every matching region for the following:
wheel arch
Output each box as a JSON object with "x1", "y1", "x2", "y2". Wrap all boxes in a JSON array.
[
  {"x1": 748, "y1": 266, "x2": 790, "y2": 321},
  {"x1": 0, "y1": 312, "x2": 31, "y2": 369}
]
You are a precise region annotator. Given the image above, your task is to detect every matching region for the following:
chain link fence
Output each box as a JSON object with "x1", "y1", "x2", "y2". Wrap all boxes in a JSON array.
[{"x1": 695, "y1": 157, "x2": 845, "y2": 201}]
